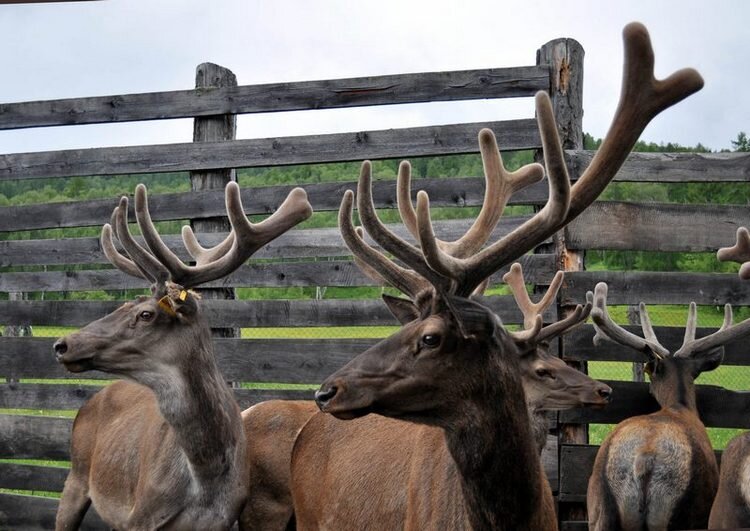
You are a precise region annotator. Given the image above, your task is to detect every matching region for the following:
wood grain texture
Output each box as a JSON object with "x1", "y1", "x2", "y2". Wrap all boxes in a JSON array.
[
  {"x1": 0, "y1": 215, "x2": 538, "y2": 266},
  {"x1": 0, "y1": 381, "x2": 312, "y2": 410},
  {"x1": 0, "y1": 119, "x2": 540, "y2": 180},
  {"x1": 565, "y1": 201, "x2": 749, "y2": 252},
  {"x1": 0, "y1": 493, "x2": 106, "y2": 530},
  {"x1": 0, "y1": 254, "x2": 556, "y2": 292},
  {"x1": 560, "y1": 271, "x2": 750, "y2": 306},
  {"x1": 567, "y1": 150, "x2": 750, "y2": 182},
  {"x1": 0, "y1": 176, "x2": 551, "y2": 232},
  {"x1": 0, "y1": 66, "x2": 547, "y2": 130}
]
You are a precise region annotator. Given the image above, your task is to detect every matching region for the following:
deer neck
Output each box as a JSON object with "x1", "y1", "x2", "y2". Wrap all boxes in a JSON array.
[
  {"x1": 145, "y1": 321, "x2": 242, "y2": 480},
  {"x1": 442, "y1": 345, "x2": 544, "y2": 530},
  {"x1": 652, "y1": 368, "x2": 698, "y2": 414}
]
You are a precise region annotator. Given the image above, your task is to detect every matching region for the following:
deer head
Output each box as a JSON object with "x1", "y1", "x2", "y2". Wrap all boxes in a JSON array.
[
  {"x1": 589, "y1": 282, "x2": 750, "y2": 409},
  {"x1": 53, "y1": 182, "x2": 312, "y2": 382},
  {"x1": 315, "y1": 22, "x2": 703, "y2": 424}
]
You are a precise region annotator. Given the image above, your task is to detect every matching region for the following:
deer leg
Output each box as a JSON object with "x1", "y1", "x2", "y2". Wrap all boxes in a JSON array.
[{"x1": 55, "y1": 473, "x2": 91, "y2": 531}]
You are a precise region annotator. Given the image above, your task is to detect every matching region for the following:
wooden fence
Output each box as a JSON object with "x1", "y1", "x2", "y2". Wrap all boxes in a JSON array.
[{"x1": 1, "y1": 35, "x2": 749, "y2": 530}]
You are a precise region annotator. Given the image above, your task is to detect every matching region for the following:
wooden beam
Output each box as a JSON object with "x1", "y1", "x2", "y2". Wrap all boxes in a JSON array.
[
  {"x1": 0, "y1": 66, "x2": 548, "y2": 130},
  {"x1": 0, "y1": 119, "x2": 540, "y2": 180}
]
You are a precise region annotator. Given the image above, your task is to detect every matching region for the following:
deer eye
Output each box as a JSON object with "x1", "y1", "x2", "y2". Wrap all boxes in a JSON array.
[
  {"x1": 139, "y1": 311, "x2": 154, "y2": 321},
  {"x1": 535, "y1": 368, "x2": 554, "y2": 379},
  {"x1": 421, "y1": 334, "x2": 441, "y2": 348}
]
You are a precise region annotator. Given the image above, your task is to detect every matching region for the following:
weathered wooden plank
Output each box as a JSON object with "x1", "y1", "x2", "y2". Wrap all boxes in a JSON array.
[
  {"x1": 561, "y1": 271, "x2": 750, "y2": 306},
  {"x1": 0, "y1": 382, "x2": 312, "y2": 410},
  {"x1": 560, "y1": 380, "x2": 750, "y2": 429},
  {"x1": 558, "y1": 444, "x2": 723, "y2": 503},
  {"x1": 0, "y1": 294, "x2": 531, "y2": 327},
  {"x1": 0, "y1": 176, "x2": 550, "y2": 232},
  {"x1": 565, "y1": 201, "x2": 748, "y2": 252},
  {"x1": 0, "y1": 415, "x2": 71, "y2": 460},
  {"x1": 0, "y1": 66, "x2": 548, "y2": 130},
  {"x1": 564, "y1": 324, "x2": 750, "y2": 365},
  {"x1": 0, "y1": 492, "x2": 106, "y2": 530},
  {"x1": 0, "y1": 215, "x2": 537, "y2": 266},
  {"x1": 567, "y1": 150, "x2": 750, "y2": 182},
  {"x1": 0, "y1": 463, "x2": 69, "y2": 492},
  {"x1": 0, "y1": 119, "x2": 540, "y2": 181},
  {"x1": 0, "y1": 254, "x2": 556, "y2": 292}
]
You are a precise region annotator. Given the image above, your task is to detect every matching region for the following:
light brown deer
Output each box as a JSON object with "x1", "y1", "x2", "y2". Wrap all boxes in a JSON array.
[
  {"x1": 708, "y1": 227, "x2": 750, "y2": 528},
  {"x1": 586, "y1": 282, "x2": 750, "y2": 531},
  {"x1": 291, "y1": 22, "x2": 703, "y2": 530},
  {"x1": 240, "y1": 266, "x2": 612, "y2": 531},
  {"x1": 53, "y1": 183, "x2": 312, "y2": 530}
]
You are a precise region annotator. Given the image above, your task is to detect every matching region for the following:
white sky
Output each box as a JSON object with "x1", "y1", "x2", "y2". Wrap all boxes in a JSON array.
[{"x1": 1, "y1": 0, "x2": 748, "y2": 155}]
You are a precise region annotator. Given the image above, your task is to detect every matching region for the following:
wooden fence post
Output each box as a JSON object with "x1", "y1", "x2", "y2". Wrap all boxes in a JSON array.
[
  {"x1": 537, "y1": 36, "x2": 586, "y2": 523},
  {"x1": 190, "y1": 63, "x2": 239, "y2": 339}
]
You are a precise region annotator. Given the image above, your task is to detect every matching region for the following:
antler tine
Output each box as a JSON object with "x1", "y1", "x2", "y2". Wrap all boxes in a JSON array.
[
  {"x1": 181, "y1": 225, "x2": 236, "y2": 267},
  {"x1": 397, "y1": 130, "x2": 544, "y2": 258},
  {"x1": 100, "y1": 203, "x2": 149, "y2": 281},
  {"x1": 339, "y1": 190, "x2": 429, "y2": 299},
  {"x1": 416, "y1": 92, "x2": 571, "y2": 296},
  {"x1": 135, "y1": 182, "x2": 312, "y2": 288},
  {"x1": 590, "y1": 282, "x2": 670, "y2": 359},
  {"x1": 561, "y1": 22, "x2": 704, "y2": 226},
  {"x1": 675, "y1": 303, "x2": 750, "y2": 359},
  {"x1": 110, "y1": 196, "x2": 170, "y2": 288},
  {"x1": 717, "y1": 227, "x2": 750, "y2": 280},
  {"x1": 355, "y1": 161, "x2": 452, "y2": 292},
  {"x1": 503, "y1": 263, "x2": 563, "y2": 330}
]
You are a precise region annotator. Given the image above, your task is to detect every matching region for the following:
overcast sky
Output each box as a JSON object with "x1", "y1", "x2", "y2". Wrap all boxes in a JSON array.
[{"x1": 1, "y1": 0, "x2": 748, "y2": 156}]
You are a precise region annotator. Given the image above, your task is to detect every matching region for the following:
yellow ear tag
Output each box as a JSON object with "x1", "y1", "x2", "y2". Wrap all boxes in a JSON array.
[
  {"x1": 158, "y1": 295, "x2": 177, "y2": 317},
  {"x1": 179, "y1": 290, "x2": 188, "y2": 301}
]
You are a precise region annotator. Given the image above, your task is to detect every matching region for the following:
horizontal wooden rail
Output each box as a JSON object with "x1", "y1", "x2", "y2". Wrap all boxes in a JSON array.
[
  {"x1": 0, "y1": 381, "x2": 311, "y2": 410},
  {"x1": 565, "y1": 324, "x2": 750, "y2": 365},
  {"x1": 0, "y1": 66, "x2": 548, "y2": 130},
  {"x1": 560, "y1": 380, "x2": 750, "y2": 429},
  {"x1": 0, "y1": 492, "x2": 105, "y2": 530},
  {"x1": 0, "y1": 254, "x2": 556, "y2": 293},
  {"x1": 567, "y1": 150, "x2": 750, "y2": 182},
  {"x1": 0, "y1": 215, "x2": 537, "y2": 266},
  {"x1": 0, "y1": 176, "x2": 550, "y2": 233},
  {"x1": 566, "y1": 201, "x2": 748, "y2": 252},
  {"x1": 561, "y1": 271, "x2": 750, "y2": 306},
  {"x1": 0, "y1": 119, "x2": 540, "y2": 181},
  {"x1": 0, "y1": 293, "x2": 534, "y2": 328}
]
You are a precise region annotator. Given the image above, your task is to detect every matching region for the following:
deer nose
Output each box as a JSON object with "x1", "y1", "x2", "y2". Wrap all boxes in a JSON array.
[
  {"x1": 314, "y1": 386, "x2": 338, "y2": 409},
  {"x1": 53, "y1": 339, "x2": 68, "y2": 361},
  {"x1": 597, "y1": 385, "x2": 612, "y2": 401}
]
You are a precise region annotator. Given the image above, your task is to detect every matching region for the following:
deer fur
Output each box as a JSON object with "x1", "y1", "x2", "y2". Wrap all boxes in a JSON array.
[{"x1": 240, "y1": 342, "x2": 610, "y2": 530}]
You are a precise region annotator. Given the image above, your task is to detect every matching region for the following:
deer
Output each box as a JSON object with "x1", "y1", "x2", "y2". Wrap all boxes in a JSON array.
[
  {"x1": 289, "y1": 22, "x2": 703, "y2": 530},
  {"x1": 586, "y1": 282, "x2": 750, "y2": 531},
  {"x1": 707, "y1": 227, "x2": 750, "y2": 528},
  {"x1": 53, "y1": 182, "x2": 312, "y2": 530},
  {"x1": 240, "y1": 264, "x2": 612, "y2": 531}
]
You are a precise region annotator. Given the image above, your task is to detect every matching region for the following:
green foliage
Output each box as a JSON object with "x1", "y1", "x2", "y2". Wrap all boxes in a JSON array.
[{"x1": 731, "y1": 131, "x2": 749, "y2": 152}]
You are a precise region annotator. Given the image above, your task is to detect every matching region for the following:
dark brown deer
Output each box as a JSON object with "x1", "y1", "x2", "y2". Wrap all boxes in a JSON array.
[
  {"x1": 708, "y1": 227, "x2": 750, "y2": 528},
  {"x1": 586, "y1": 282, "x2": 750, "y2": 531},
  {"x1": 240, "y1": 265, "x2": 612, "y2": 531},
  {"x1": 292, "y1": 23, "x2": 703, "y2": 530},
  {"x1": 53, "y1": 183, "x2": 312, "y2": 530}
]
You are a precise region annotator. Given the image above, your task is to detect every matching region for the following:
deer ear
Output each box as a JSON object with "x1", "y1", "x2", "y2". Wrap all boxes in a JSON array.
[
  {"x1": 382, "y1": 294, "x2": 419, "y2": 324},
  {"x1": 691, "y1": 348, "x2": 724, "y2": 377},
  {"x1": 173, "y1": 291, "x2": 199, "y2": 320}
]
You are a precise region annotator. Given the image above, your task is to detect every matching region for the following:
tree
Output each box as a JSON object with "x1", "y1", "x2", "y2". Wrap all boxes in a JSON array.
[{"x1": 732, "y1": 131, "x2": 749, "y2": 152}]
